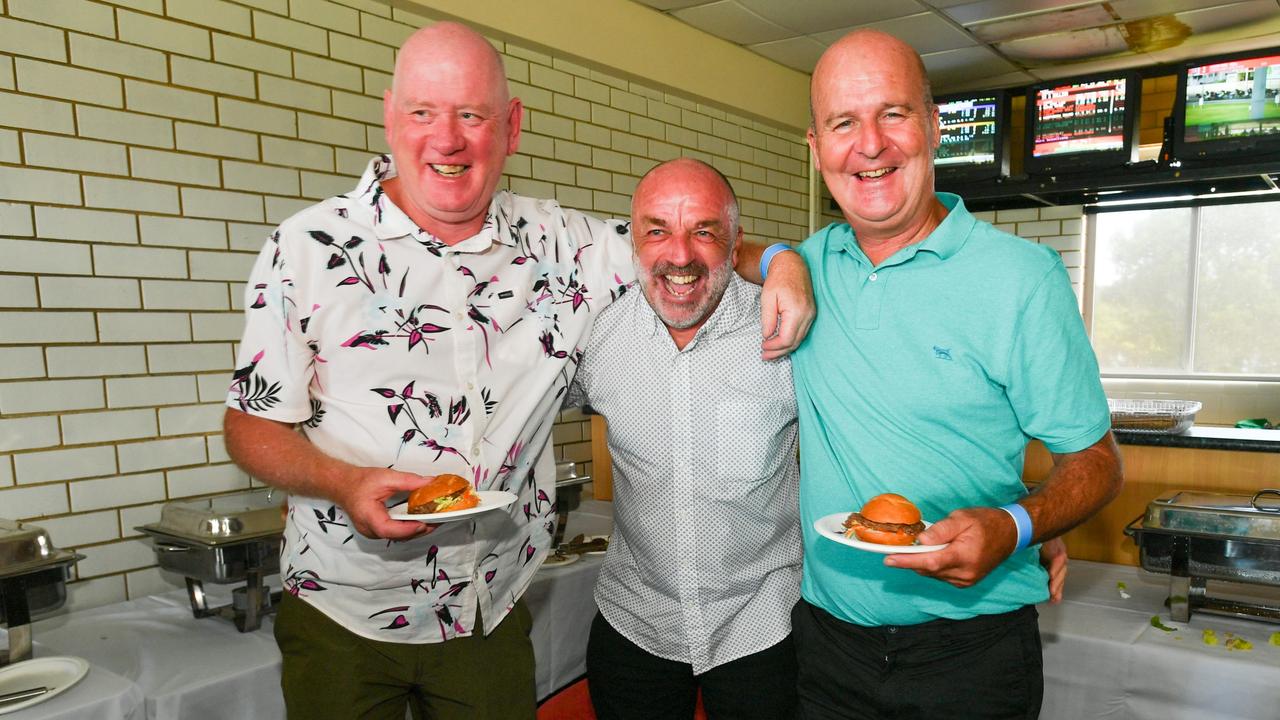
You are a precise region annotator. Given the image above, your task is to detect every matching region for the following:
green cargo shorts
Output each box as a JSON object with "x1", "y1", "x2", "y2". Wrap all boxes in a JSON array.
[{"x1": 274, "y1": 592, "x2": 536, "y2": 720}]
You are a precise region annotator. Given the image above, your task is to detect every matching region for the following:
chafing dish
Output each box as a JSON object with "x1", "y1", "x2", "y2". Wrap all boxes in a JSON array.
[
  {"x1": 137, "y1": 489, "x2": 285, "y2": 632},
  {"x1": 552, "y1": 462, "x2": 592, "y2": 552},
  {"x1": 0, "y1": 519, "x2": 82, "y2": 666},
  {"x1": 1125, "y1": 489, "x2": 1280, "y2": 622}
]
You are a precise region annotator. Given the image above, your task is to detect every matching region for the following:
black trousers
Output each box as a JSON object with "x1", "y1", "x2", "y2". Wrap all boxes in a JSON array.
[
  {"x1": 586, "y1": 613, "x2": 798, "y2": 720},
  {"x1": 791, "y1": 599, "x2": 1043, "y2": 720}
]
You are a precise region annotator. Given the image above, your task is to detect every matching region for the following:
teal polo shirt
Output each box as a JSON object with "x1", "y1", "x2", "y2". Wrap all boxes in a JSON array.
[{"x1": 793, "y1": 193, "x2": 1110, "y2": 627}]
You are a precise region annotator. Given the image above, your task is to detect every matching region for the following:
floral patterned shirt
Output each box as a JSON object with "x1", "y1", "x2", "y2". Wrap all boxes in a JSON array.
[{"x1": 227, "y1": 156, "x2": 633, "y2": 643}]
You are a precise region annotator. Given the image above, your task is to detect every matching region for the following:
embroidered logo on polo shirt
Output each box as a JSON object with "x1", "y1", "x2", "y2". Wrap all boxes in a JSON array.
[{"x1": 933, "y1": 345, "x2": 953, "y2": 361}]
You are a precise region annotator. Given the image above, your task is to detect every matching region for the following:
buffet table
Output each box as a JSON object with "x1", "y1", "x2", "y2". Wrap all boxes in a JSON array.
[
  {"x1": 1040, "y1": 560, "x2": 1280, "y2": 720},
  {"x1": 3, "y1": 505, "x2": 611, "y2": 719}
]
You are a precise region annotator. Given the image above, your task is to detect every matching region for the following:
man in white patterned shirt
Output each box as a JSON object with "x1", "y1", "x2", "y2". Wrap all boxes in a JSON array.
[
  {"x1": 567, "y1": 158, "x2": 801, "y2": 720},
  {"x1": 221, "y1": 22, "x2": 814, "y2": 720}
]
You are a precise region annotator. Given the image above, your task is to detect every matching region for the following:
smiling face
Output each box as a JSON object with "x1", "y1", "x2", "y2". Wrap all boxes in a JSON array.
[
  {"x1": 808, "y1": 31, "x2": 945, "y2": 250},
  {"x1": 631, "y1": 159, "x2": 741, "y2": 347},
  {"x1": 382, "y1": 23, "x2": 522, "y2": 243}
]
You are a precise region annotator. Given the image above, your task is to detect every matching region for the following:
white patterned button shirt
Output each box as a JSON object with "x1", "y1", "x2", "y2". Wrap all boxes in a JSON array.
[
  {"x1": 568, "y1": 274, "x2": 802, "y2": 674},
  {"x1": 227, "y1": 156, "x2": 633, "y2": 643}
]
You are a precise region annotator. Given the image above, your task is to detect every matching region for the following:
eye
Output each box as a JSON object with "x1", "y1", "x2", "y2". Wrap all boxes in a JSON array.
[{"x1": 460, "y1": 111, "x2": 483, "y2": 124}]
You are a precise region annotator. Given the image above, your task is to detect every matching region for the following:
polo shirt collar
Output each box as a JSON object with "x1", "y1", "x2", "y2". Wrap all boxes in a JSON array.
[
  {"x1": 825, "y1": 191, "x2": 975, "y2": 265},
  {"x1": 352, "y1": 155, "x2": 515, "y2": 252}
]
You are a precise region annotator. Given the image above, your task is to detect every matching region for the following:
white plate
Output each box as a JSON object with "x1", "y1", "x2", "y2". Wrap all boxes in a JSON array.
[
  {"x1": 541, "y1": 553, "x2": 580, "y2": 568},
  {"x1": 0, "y1": 656, "x2": 89, "y2": 715},
  {"x1": 387, "y1": 490, "x2": 517, "y2": 522},
  {"x1": 815, "y1": 512, "x2": 949, "y2": 554}
]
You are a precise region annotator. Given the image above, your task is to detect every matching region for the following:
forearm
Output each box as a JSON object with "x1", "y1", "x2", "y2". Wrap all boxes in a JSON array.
[
  {"x1": 223, "y1": 408, "x2": 358, "y2": 504},
  {"x1": 1019, "y1": 431, "x2": 1124, "y2": 543},
  {"x1": 734, "y1": 240, "x2": 800, "y2": 284}
]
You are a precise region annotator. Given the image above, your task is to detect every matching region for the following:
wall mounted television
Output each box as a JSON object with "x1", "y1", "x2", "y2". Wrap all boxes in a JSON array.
[
  {"x1": 934, "y1": 90, "x2": 1009, "y2": 184},
  {"x1": 1024, "y1": 71, "x2": 1139, "y2": 175},
  {"x1": 1174, "y1": 46, "x2": 1280, "y2": 163}
]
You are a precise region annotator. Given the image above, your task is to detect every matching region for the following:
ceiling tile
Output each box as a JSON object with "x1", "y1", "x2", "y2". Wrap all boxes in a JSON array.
[
  {"x1": 997, "y1": 25, "x2": 1134, "y2": 62},
  {"x1": 748, "y1": 36, "x2": 829, "y2": 73},
  {"x1": 813, "y1": 12, "x2": 980, "y2": 54},
  {"x1": 943, "y1": 0, "x2": 1103, "y2": 27},
  {"x1": 670, "y1": 0, "x2": 796, "y2": 44},
  {"x1": 1109, "y1": 0, "x2": 1255, "y2": 20},
  {"x1": 631, "y1": 0, "x2": 714, "y2": 10},
  {"x1": 1026, "y1": 53, "x2": 1153, "y2": 82},
  {"x1": 970, "y1": 5, "x2": 1117, "y2": 43},
  {"x1": 1174, "y1": 0, "x2": 1280, "y2": 35},
  {"x1": 941, "y1": 69, "x2": 1039, "y2": 93},
  {"x1": 738, "y1": 0, "x2": 925, "y2": 35},
  {"x1": 921, "y1": 45, "x2": 1021, "y2": 89}
]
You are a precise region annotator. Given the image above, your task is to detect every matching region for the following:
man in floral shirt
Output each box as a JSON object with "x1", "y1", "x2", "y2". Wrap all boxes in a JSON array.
[{"x1": 222, "y1": 21, "x2": 814, "y2": 720}]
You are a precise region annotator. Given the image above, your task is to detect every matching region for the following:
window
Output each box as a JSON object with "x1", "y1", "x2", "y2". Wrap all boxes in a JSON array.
[{"x1": 1088, "y1": 198, "x2": 1280, "y2": 377}]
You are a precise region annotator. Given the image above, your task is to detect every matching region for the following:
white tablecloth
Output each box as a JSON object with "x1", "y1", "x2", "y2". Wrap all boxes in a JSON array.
[
  {"x1": 8, "y1": 505, "x2": 613, "y2": 719},
  {"x1": 1040, "y1": 560, "x2": 1280, "y2": 720},
  {"x1": 0, "y1": 641, "x2": 143, "y2": 720}
]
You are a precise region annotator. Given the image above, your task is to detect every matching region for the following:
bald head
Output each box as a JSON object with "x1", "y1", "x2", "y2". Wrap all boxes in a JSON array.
[
  {"x1": 810, "y1": 29, "x2": 933, "y2": 128},
  {"x1": 633, "y1": 158, "x2": 740, "y2": 238},
  {"x1": 392, "y1": 22, "x2": 509, "y2": 106}
]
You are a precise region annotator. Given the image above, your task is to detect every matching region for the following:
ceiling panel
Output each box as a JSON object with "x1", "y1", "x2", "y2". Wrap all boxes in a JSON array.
[
  {"x1": 748, "y1": 36, "x2": 829, "y2": 72},
  {"x1": 813, "y1": 12, "x2": 980, "y2": 54},
  {"x1": 922, "y1": 45, "x2": 1021, "y2": 88},
  {"x1": 971, "y1": 5, "x2": 1116, "y2": 42},
  {"x1": 942, "y1": 0, "x2": 1103, "y2": 27},
  {"x1": 944, "y1": 69, "x2": 1040, "y2": 92},
  {"x1": 1110, "y1": 0, "x2": 1255, "y2": 20},
  {"x1": 997, "y1": 25, "x2": 1134, "y2": 61},
  {"x1": 737, "y1": 0, "x2": 925, "y2": 35},
  {"x1": 635, "y1": 0, "x2": 711, "y2": 10},
  {"x1": 669, "y1": 1, "x2": 795, "y2": 44}
]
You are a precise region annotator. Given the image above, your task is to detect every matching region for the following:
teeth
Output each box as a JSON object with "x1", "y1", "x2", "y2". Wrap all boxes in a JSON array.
[
  {"x1": 431, "y1": 164, "x2": 467, "y2": 177},
  {"x1": 666, "y1": 275, "x2": 697, "y2": 285},
  {"x1": 858, "y1": 167, "x2": 893, "y2": 179}
]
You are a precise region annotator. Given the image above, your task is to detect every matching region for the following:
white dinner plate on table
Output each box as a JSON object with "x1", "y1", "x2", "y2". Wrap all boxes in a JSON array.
[
  {"x1": 0, "y1": 656, "x2": 89, "y2": 715},
  {"x1": 815, "y1": 513, "x2": 949, "y2": 554},
  {"x1": 387, "y1": 490, "x2": 517, "y2": 523}
]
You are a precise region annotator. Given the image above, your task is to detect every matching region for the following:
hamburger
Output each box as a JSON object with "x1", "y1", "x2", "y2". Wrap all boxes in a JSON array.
[
  {"x1": 843, "y1": 493, "x2": 926, "y2": 546},
  {"x1": 407, "y1": 473, "x2": 480, "y2": 515}
]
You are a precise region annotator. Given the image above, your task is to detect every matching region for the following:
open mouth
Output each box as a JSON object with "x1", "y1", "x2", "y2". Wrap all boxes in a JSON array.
[
  {"x1": 430, "y1": 163, "x2": 468, "y2": 178},
  {"x1": 857, "y1": 167, "x2": 895, "y2": 180},
  {"x1": 661, "y1": 273, "x2": 702, "y2": 298}
]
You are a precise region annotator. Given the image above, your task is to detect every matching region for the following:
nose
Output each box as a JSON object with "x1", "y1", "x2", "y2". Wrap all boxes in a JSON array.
[
  {"x1": 429, "y1": 115, "x2": 465, "y2": 155},
  {"x1": 854, "y1": 120, "x2": 885, "y2": 157},
  {"x1": 666, "y1": 231, "x2": 695, "y2": 267}
]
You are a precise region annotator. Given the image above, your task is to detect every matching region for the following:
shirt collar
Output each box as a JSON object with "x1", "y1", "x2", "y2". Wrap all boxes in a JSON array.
[
  {"x1": 638, "y1": 272, "x2": 754, "y2": 352},
  {"x1": 824, "y1": 191, "x2": 974, "y2": 265},
  {"x1": 351, "y1": 155, "x2": 516, "y2": 251}
]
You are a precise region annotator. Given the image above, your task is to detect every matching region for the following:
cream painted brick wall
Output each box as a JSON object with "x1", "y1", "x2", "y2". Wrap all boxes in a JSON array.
[{"x1": 1, "y1": 0, "x2": 810, "y2": 608}]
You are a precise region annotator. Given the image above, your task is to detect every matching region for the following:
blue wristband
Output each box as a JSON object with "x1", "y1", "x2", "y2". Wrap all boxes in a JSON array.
[
  {"x1": 759, "y1": 243, "x2": 792, "y2": 280},
  {"x1": 999, "y1": 503, "x2": 1033, "y2": 552}
]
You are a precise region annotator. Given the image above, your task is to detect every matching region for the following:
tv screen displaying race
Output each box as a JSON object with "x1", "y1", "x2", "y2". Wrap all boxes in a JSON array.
[
  {"x1": 936, "y1": 95, "x2": 1000, "y2": 167},
  {"x1": 1030, "y1": 78, "x2": 1129, "y2": 158},
  {"x1": 1183, "y1": 53, "x2": 1280, "y2": 143}
]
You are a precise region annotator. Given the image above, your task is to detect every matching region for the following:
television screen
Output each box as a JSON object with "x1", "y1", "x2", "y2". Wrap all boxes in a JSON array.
[
  {"x1": 1180, "y1": 50, "x2": 1280, "y2": 153},
  {"x1": 1024, "y1": 72, "x2": 1138, "y2": 174},
  {"x1": 937, "y1": 94, "x2": 1000, "y2": 167},
  {"x1": 1031, "y1": 78, "x2": 1129, "y2": 157}
]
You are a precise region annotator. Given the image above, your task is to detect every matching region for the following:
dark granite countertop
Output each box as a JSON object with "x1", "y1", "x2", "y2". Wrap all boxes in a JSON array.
[{"x1": 1114, "y1": 426, "x2": 1280, "y2": 453}]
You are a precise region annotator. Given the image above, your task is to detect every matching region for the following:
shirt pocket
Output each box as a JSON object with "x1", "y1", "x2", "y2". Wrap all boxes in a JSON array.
[{"x1": 714, "y1": 400, "x2": 790, "y2": 484}]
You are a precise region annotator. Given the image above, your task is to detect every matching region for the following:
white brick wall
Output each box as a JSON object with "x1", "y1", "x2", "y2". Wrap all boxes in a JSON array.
[{"x1": 1, "y1": 0, "x2": 810, "y2": 610}]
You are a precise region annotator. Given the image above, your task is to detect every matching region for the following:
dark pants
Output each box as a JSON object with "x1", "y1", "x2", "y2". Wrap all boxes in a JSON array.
[
  {"x1": 586, "y1": 613, "x2": 798, "y2": 720},
  {"x1": 274, "y1": 592, "x2": 536, "y2": 720},
  {"x1": 791, "y1": 599, "x2": 1043, "y2": 720}
]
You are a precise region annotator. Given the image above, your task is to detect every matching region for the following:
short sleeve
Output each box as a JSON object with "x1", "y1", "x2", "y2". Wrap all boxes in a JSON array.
[
  {"x1": 1005, "y1": 259, "x2": 1111, "y2": 454},
  {"x1": 567, "y1": 210, "x2": 635, "y2": 308},
  {"x1": 225, "y1": 232, "x2": 316, "y2": 423}
]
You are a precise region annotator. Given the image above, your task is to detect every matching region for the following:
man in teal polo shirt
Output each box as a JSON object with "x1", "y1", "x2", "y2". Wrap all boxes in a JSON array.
[{"x1": 789, "y1": 30, "x2": 1124, "y2": 720}]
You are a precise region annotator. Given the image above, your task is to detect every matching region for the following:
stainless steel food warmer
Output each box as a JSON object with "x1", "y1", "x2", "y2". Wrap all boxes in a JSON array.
[
  {"x1": 0, "y1": 519, "x2": 82, "y2": 666},
  {"x1": 137, "y1": 488, "x2": 286, "y2": 632},
  {"x1": 552, "y1": 461, "x2": 592, "y2": 551},
  {"x1": 1125, "y1": 489, "x2": 1280, "y2": 622}
]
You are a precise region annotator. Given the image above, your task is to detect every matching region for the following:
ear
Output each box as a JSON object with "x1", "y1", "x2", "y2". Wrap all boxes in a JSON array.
[
  {"x1": 806, "y1": 126, "x2": 821, "y2": 172},
  {"x1": 506, "y1": 98, "x2": 523, "y2": 156},
  {"x1": 730, "y1": 226, "x2": 742, "y2": 269},
  {"x1": 929, "y1": 104, "x2": 941, "y2": 152},
  {"x1": 383, "y1": 90, "x2": 395, "y2": 150}
]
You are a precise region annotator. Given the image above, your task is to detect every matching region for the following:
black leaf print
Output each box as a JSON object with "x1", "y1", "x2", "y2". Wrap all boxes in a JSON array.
[
  {"x1": 345, "y1": 236, "x2": 363, "y2": 249},
  {"x1": 309, "y1": 230, "x2": 336, "y2": 246},
  {"x1": 327, "y1": 253, "x2": 346, "y2": 269},
  {"x1": 387, "y1": 403, "x2": 403, "y2": 422},
  {"x1": 372, "y1": 388, "x2": 397, "y2": 398},
  {"x1": 299, "y1": 316, "x2": 311, "y2": 333},
  {"x1": 242, "y1": 375, "x2": 282, "y2": 412},
  {"x1": 303, "y1": 398, "x2": 325, "y2": 428}
]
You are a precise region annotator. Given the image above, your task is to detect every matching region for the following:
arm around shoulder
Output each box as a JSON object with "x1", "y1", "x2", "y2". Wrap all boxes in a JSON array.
[{"x1": 735, "y1": 242, "x2": 814, "y2": 359}]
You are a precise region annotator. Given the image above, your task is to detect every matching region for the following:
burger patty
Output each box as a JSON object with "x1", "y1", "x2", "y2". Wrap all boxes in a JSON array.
[{"x1": 842, "y1": 512, "x2": 925, "y2": 535}]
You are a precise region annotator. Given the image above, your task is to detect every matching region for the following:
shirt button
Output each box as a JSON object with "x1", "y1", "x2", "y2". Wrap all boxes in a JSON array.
[
  {"x1": 454, "y1": 311, "x2": 464, "y2": 320},
  {"x1": 887, "y1": 626, "x2": 898, "y2": 634},
  {"x1": 466, "y1": 381, "x2": 475, "y2": 390},
  {"x1": 869, "y1": 272, "x2": 878, "y2": 281}
]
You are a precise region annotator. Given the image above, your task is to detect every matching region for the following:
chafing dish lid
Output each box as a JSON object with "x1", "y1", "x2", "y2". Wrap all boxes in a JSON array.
[
  {"x1": 0, "y1": 519, "x2": 80, "y2": 578},
  {"x1": 556, "y1": 461, "x2": 591, "y2": 488},
  {"x1": 142, "y1": 488, "x2": 286, "y2": 544},
  {"x1": 1143, "y1": 489, "x2": 1280, "y2": 540}
]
